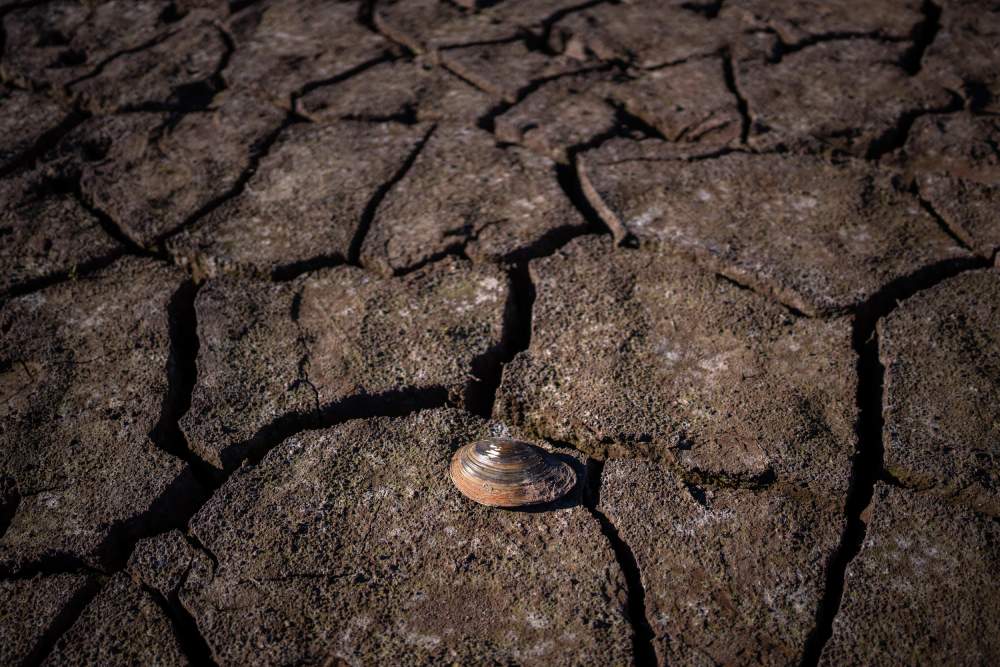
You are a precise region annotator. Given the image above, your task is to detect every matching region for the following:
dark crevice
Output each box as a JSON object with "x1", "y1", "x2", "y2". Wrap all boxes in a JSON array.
[
  {"x1": 439, "y1": 35, "x2": 525, "y2": 53},
  {"x1": 21, "y1": 576, "x2": 104, "y2": 667},
  {"x1": 464, "y1": 267, "x2": 526, "y2": 419},
  {"x1": 215, "y1": 386, "x2": 454, "y2": 472},
  {"x1": 537, "y1": 0, "x2": 613, "y2": 49},
  {"x1": 393, "y1": 244, "x2": 471, "y2": 278},
  {"x1": 716, "y1": 272, "x2": 809, "y2": 318},
  {"x1": 149, "y1": 280, "x2": 217, "y2": 489},
  {"x1": 0, "y1": 477, "x2": 19, "y2": 542},
  {"x1": 295, "y1": 53, "x2": 395, "y2": 99},
  {"x1": 799, "y1": 323, "x2": 883, "y2": 667},
  {"x1": 228, "y1": 0, "x2": 262, "y2": 14},
  {"x1": 768, "y1": 31, "x2": 908, "y2": 65},
  {"x1": 182, "y1": 531, "x2": 219, "y2": 574},
  {"x1": 555, "y1": 158, "x2": 616, "y2": 237},
  {"x1": 72, "y1": 187, "x2": 161, "y2": 258},
  {"x1": 474, "y1": 64, "x2": 612, "y2": 133},
  {"x1": 800, "y1": 254, "x2": 990, "y2": 666},
  {"x1": 502, "y1": 222, "x2": 607, "y2": 265},
  {"x1": 900, "y1": 0, "x2": 942, "y2": 75},
  {"x1": 912, "y1": 185, "x2": 973, "y2": 252},
  {"x1": 271, "y1": 254, "x2": 346, "y2": 282},
  {"x1": 0, "y1": 554, "x2": 100, "y2": 581},
  {"x1": 64, "y1": 29, "x2": 180, "y2": 93},
  {"x1": 339, "y1": 106, "x2": 420, "y2": 126},
  {"x1": 605, "y1": 102, "x2": 667, "y2": 142},
  {"x1": 349, "y1": 123, "x2": 436, "y2": 266},
  {"x1": 865, "y1": 93, "x2": 962, "y2": 161},
  {"x1": 681, "y1": 0, "x2": 723, "y2": 18},
  {"x1": 0, "y1": 252, "x2": 126, "y2": 304},
  {"x1": 583, "y1": 459, "x2": 658, "y2": 667},
  {"x1": 852, "y1": 256, "x2": 990, "y2": 336},
  {"x1": 142, "y1": 583, "x2": 218, "y2": 667},
  {"x1": 720, "y1": 48, "x2": 751, "y2": 144}
]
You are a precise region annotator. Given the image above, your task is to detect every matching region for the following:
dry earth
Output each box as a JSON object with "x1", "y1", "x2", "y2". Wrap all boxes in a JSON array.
[{"x1": 1, "y1": 1, "x2": 999, "y2": 666}]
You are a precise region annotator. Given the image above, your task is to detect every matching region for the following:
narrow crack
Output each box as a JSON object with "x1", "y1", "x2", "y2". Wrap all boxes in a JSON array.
[
  {"x1": 720, "y1": 48, "x2": 751, "y2": 145},
  {"x1": 865, "y1": 93, "x2": 962, "y2": 161},
  {"x1": 912, "y1": 183, "x2": 973, "y2": 253},
  {"x1": 349, "y1": 123, "x2": 437, "y2": 266},
  {"x1": 0, "y1": 554, "x2": 100, "y2": 581},
  {"x1": 271, "y1": 254, "x2": 346, "y2": 282},
  {"x1": 537, "y1": 0, "x2": 614, "y2": 50},
  {"x1": 464, "y1": 266, "x2": 527, "y2": 419},
  {"x1": 0, "y1": 107, "x2": 86, "y2": 180},
  {"x1": 555, "y1": 157, "x2": 616, "y2": 237},
  {"x1": 295, "y1": 53, "x2": 395, "y2": 100},
  {"x1": 0, "y1": 251, "x2": 126, "y2": 304},
  {"x1": 716, "y1": 273, "x2": 809, "y2": 318},
  {"x1": 900, "y1": 0, "x2": 942, "y2": 75},
  {"x1": 474, "y1": 64, "x2": 612, "y2": 133},
  {"x1": 768, "y1": 32, "x2": 908, "y2": 65},
  {"x1": 72, "y1": 187, "x2": 160, "y2": 259},
  {"x1": 158, "y1": 112, "x2": 299, "y2": 247},
  {"x1": 64, "y1": 29, "x2": 181, "y2": 94},
  {"x1": 799, "y1": 254, "x2": 990, "y2": 666},
  {"x1": 150, "y1": 280, "x2": 217, "y2": 488},
  {"x1": 0, "y1": 476, "x2": 19, "y2": 543},
  {"x1": 21, "y1": 575, "x2": 104, "y2": 667},
  {"x1": 142, "y1": 582, "x2": 218, "y2": 667},
  {"x1": 583, "y1": 459, "x2": 658, "y2": 667},
  {"x1": 681, "y1": 0, "x2": 724, "y2": 19}
]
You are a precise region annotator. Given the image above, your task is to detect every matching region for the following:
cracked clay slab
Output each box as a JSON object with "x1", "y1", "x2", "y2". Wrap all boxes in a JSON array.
[
  {"x1": 905, "y1": 113, "x2": 1000, "y2": 258},
  {"x1": 2, "y1": 2, "x2": 226, "y2": 111},
  {"x1": 373, "y1": 0, "x2": 517, "y2": 54},
  {"x1": 736, "y1": 39, "x2": 953, "y2": 155},
  {"x1": 66, "y1": 12, "x2": 228, "y2": 113},
  {"x1": 59, "y1": 91, "x2": 286, "y2": 248},
  {"x1": 1, "y1": 0, "x2": 178, "y2": 89},
  {"x1": 181, "y1": 409, "x2": 632, "y2": 666},
  {"x1": 579, "y1": 140, "x2": 971, "y2": 315},
  {"x1": 225, "y1": 0, "x2": 389, "y2": 104},
  {"x1": 127, "y1": 530, "x2": 203, "y2": 601},
  {"x1": 296, "y1": 57, "x2": 496, "y2": 125},
  {"x1": 721, "y1": 0, "x2": 924, "y2": 44},
  {"x1": 494, "y1": 71, "x2": 619, "y2": 163},
  {"x1": 0, "y1": 574, "x2": 96, "y2": 666},
  {"x1": 822, "y1": 484, "x2": 1000, "y2": 665},
  {"x1": 0, "y1": 87, "x2": 69, "y2": 175},
  {"x1": 181, "y1": 259, "x2": 511, "y2": 471},
  {"x1": 439, "y1": 39, "x2": 588, "y2": 105},
  {"x1": 0, "y1": 170, "x2": 121, "y2": 297},
  {"x1": 0, "y1": 258, "x2": 199, "y2": 571},
  {"x1": 44, "y1": 573, "x2": 187, "y2": 666},
  {"x1": 878, "y1": 269, "x2": 1000, "y2": 516},
  {"x1": 548, "y1": 0, "x2": 733, "y2": 68},
  {"x1": 497, "y1": 236, "x2": 857, "y2": 494},
  {"x1": 600, "y1": 458, "x2": 844, "y2": 665},
  {"x1": 921, "y1": 1, "x2": 1000, "y2": 114},
  {"x1": 168, "y1": 120, "x2": 430, "y2": 278},
  {"x1": 361, "y1": 125, "x2": 588, "y2": 275},
  {"x1": 603, "y1": 55, "x2": 742, "y2": 150}
]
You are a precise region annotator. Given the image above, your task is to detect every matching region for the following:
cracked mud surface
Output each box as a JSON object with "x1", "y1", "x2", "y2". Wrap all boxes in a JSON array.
[{"x1": 1, "y1": 1, "x2": 998, "y2": 665}]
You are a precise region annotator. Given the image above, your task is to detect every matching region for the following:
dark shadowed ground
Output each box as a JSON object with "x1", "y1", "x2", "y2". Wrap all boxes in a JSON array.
[{"x1": 1, "y1": 1, "x2": 998, "y2": 665}]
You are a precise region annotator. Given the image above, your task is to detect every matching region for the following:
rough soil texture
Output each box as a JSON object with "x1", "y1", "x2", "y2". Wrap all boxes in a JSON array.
[
  {"x1": 878, "y1": 270, "x2": 1000, "y2": 514},
  {"x1": 579, "y1": 143, "x2": 970, "y2": 315},
  {"x1": 1, "y1": 0, "x2": 998, "y2": 665},
  {"x1": 822, "y1": 484, "x2": 1000, "y2": 666}
]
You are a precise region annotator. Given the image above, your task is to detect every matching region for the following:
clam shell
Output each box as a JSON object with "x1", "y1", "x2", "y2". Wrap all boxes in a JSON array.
[{"x1": 449, "y1": 438, "x2": 576, "y2": 508}]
